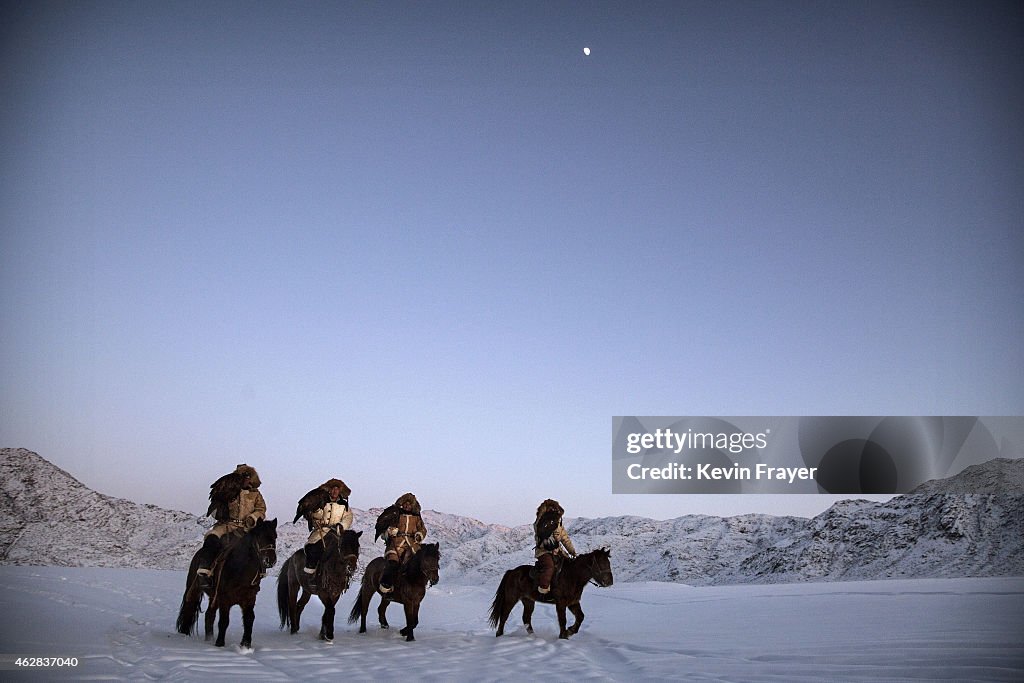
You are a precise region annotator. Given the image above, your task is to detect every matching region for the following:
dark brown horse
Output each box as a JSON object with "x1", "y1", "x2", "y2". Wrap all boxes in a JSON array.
[
  {"x1": 276, "y1": 529, "x2": 362, "y2": 641},
  {"x1": 176, "y1": 518, "x2": 278, "y2": 649},
  {"x1": 488, "y1": 547, "x2": 613, "y2": 639},
  {"x1": 347, "y1": 543, "x2": 440, "y2": 641}
]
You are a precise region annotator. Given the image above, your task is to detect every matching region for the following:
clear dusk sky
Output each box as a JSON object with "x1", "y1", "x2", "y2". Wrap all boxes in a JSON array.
[{"x1": 2, "y1": 1, "x2": 1022, "y2": 526}]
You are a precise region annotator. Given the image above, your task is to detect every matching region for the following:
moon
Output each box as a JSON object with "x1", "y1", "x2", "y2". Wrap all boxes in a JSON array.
[{"x1": 583, "y1": 47, "x2": 591, "y2": 56}]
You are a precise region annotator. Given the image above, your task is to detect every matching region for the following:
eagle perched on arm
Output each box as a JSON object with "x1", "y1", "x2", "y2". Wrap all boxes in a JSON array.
[
  {"x1": 293, "y1": 487, "x2": 332, "y2": 530},
  {"x1": 374, "y1": 504, "x2": 401, "y2": 542},
  {"x1": 206, "y1": 471, "x2": 244, "y2": 521},
  {"x1": 536, "y1": 509, "x2": 561, "y2": 546},
  {"x1": 293, "y1": 478, "x2": 351, "y2": 531}
]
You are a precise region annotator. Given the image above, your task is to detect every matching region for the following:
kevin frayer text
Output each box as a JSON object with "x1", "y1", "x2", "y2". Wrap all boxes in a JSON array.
[{"x1": 627, "y1": 462, "x2": 817, "y2": 484}]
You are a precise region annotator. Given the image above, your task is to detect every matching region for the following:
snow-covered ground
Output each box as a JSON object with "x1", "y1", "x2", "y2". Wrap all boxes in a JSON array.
[{"x1": 0, "y1": 567, "x2": 1021, "y2": 681}]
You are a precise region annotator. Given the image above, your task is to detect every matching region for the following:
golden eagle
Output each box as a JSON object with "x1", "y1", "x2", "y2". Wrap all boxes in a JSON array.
[
  {"x1": 206, "y1": 472, "x2": 244, "y2": 521},
  {"x1": 535, "y1": 509, "x2": 561, "y2": 549},
  {"x1": 293, "y1": 487, "x2": 332, "y2": 530},
  {"x1": 374, "y1": 504, "x2": 402, "y2": 542}
]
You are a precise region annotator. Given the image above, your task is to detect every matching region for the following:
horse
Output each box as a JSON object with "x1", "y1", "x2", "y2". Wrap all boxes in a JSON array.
[
  {"x1": 276, "y1": 528, "x2": 362, "y2": 641},
  {"x1": 347, "y1": 543, "x2": 440, "y2": 641},
  {"x1": 175, "y1": 518, "x2": 278, "y2": 649},
  {"x1": 488, "y1": 547, "x2": 613, "y2": 639}
]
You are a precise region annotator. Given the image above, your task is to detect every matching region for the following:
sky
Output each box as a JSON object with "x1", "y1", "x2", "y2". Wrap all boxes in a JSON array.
[{"x1": 2, "y1": 1, "x2": 1022, "y2": 527}]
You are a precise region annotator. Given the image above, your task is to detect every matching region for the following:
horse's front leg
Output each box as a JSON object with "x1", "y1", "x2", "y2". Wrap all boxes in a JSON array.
[
  {"x1": 399, "y1": 600, "x2": 418, "y2": 641},
  {"x1": 241, "y1": 601, "x2": 256, "y2": 649},
  {"x1": 556, "y1": 601, "x2": 569, "y2": 639},
  {"x1": 377, "y1": 597, "x2": 391, "y2": 629},
  {"x1": 521, "y1": 598, "x2": 535, "y2": 635},
  {"x1": 320, "y1": 599, "x2": 336, "y2": 641},
  {"x1": 567, "y1": 602, "x2": 584, "y2": 636},
  {"x1": 215, "y1": 603, "x2": 231, "y2": 647}
]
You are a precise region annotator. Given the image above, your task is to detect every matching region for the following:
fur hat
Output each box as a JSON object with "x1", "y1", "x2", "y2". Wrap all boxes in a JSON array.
[
  {"x1": 234, "y1": 464, "x2": 261, "y2": 488},
  {"x1": 396, "y1": 492, "x2": 421, "y2": 514},
  {"x1": 320, "y1": 478, "x2": 351, "y2": 498},
  {"x1": 536, "y1": 498, "x2": 564, "y2": 517}
]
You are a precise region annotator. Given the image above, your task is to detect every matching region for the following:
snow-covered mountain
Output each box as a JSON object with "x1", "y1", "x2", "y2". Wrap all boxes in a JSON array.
[
  {"x1": 2, "y1": 448, "x2": 1022, "y2": 584},
  {"x1": 0, "y1": 448, "x2": 207, "y2": 568},
  {"x1": 909, "y1": 456, "x2": 1024, "y2": 494},
  {"x1": 0, "y1": 448, "x2": 501, "y2": 575}
]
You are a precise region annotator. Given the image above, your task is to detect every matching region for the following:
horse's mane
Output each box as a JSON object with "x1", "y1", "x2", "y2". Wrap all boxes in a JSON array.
[
  {"x1": 339, "y1": 529, "x2": 361, "y2": 553},
  {"x1": 574, "y1": 547, "x2": 610, "y2": 561},
  {"x1": 406, "y1": 542, "x2": 439, "y2": 574},
  {"x1": 244, "y1": 518, "x2": 278, "y2": 550},
  {"x1": 320, "y1": 528, "x2": 360, "y2": 563}
]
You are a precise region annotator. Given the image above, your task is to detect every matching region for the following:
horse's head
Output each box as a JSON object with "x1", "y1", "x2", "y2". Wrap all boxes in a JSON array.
[
  {"x1": 339, "y1": 529, "x2": 362, "y2": 579},
  {"x1": 418, "y1": 543, "x2": 440, "y2": 586},
  {"x1": 252, "y1": 518, "x2": 278, "y2": 569},
  {"x1": 586, "y1": 547, "x2": 613, "y2": 587}
]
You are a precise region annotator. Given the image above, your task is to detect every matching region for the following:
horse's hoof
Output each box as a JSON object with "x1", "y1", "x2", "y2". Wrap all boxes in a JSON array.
[
  {"x1": 526, "y1": 626, "x2": 534, "y2": 634},
  {"x1": 380, "y1": 624, "x2": 389, "y2": 630}
]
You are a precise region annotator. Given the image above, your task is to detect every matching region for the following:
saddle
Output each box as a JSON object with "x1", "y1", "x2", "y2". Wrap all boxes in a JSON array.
[
  {"x1": 529, "y1": 554, "x2": 564, "y2": 597},
  {"x1": 192, "y1": 533, "x2": 245, "y2": 596}
]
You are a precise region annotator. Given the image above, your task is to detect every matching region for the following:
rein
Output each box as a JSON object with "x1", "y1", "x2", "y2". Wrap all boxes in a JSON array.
[
  {"x1": 243, "y1": 528, "x2": 275, "y2": 585},
  {"x1": 250, "y1": 539, "x2": 275, "y2": 586},
  {"x1": 577, "y1": 552, "x2": 607, "y2": 587}
]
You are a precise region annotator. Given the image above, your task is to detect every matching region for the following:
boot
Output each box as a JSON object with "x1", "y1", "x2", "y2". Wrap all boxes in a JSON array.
[
  {"x1": 195, "y1": 535, "x2": 221, "y2": 589},
  {"x1": 536, "y1": 554, "x2": 554, "y2": 595},
  {"x1": 303, "y1": 543, "x2": 322, "y2": 591},
  {"x1": 379, "y1": 560, "x2": 399, "y2": 594},
  {"x1": 304, "y1": 565, "x2": 318, "y2": 592}
]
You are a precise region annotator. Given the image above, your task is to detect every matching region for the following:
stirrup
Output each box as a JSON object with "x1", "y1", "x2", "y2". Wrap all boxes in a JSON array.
[
  {"x1": 196, "y1": 568, "x2": 212, "y2": 587},
  {"x1": 537, "y1": 584, "x2": 550, "y2": 594},
  {"x1": 378, "y1": 583, "x2": 394, "y2": 594}
]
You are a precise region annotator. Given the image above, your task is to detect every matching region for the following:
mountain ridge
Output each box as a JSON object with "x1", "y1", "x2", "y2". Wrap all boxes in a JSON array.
[{"x1": 2, "y1": 447, "x2": 1022, "y2": 584}]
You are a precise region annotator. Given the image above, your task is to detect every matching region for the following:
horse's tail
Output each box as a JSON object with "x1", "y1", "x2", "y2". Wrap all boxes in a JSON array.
[
  {"x1": 276, "y1": 562, "x2": 291, "y2": 631},
  {"x1": 346, "y1": 592, "x2": 362, "y2": 624},
  {"x1": 176, "y1": 569, "x2": 202, "y2": 636},
  {"x1": 487, "y1": 569, "x2": 512, "y2": 629},
  {"x1": 347, "y1": 564, "x2": 374, "y2": 624}
]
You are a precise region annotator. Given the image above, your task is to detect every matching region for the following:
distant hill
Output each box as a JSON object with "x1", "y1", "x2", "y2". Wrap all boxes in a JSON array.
[
  {"x1": 909, "y1": 457, "x2": 1024, "y2": 494},
  {"x1": 2, "y1": 448, "x2": 1022, "y2": 584}
]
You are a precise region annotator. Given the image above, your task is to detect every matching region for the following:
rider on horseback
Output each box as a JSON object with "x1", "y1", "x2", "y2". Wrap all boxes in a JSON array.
[
  {"x1": 378, "y1": 492, "x2": 427, "y2": 594},
  {"x1": 294, "y1": 478, "x2": 353, "y2": 592},
  {"x1": 196, "y1": 464, "x2": 266, "y2": 588},
  {"x1": 534, "y1": 499, "x2": 576, "y2": 594}
]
